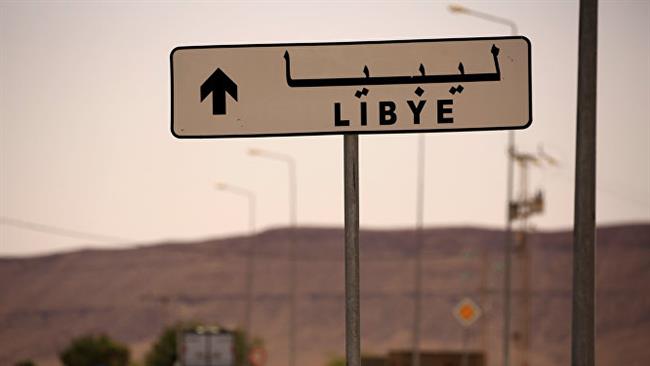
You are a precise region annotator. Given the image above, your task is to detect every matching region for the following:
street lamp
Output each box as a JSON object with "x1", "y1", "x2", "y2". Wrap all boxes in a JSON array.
[
  {"x1": 248, "y1": 148, "x2": 298, "y2": 366},
  {"x1": 215, "y1": 181, "x2": 256, "y2": 366},
  {"x1": 448, "y1": 4, "x2": 518, "y2": 35},
  {"x1": 448, "y1": 5, "x2": 518, "y2": 366}
]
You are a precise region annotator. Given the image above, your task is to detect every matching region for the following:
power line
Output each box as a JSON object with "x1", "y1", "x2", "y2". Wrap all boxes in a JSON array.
[
  {"x1": 546, "y1": 168, "x2": 650, "y2": 211},
  {"x1": 529, "y1": 143, "x2": 649, "y2": 211},
  {"x1": 0, "y1": 216, "x2": 129, "y2": 243}
]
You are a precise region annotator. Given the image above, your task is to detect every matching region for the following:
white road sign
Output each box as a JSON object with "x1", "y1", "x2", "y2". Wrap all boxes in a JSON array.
[
  {"x1": 184, "y1": 333, "x2": 207, "y2": 366},
  {"x1": 171, "y1": 36, "x2": 531, "y2": 138},
  {"x1": 183, "y1": 331, "x2": 234, "y2": 366}
]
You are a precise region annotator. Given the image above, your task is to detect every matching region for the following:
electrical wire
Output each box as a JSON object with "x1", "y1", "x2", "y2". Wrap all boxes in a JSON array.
[{"x1": 0, "y1": 216, "x2": 129, "y2": 243}]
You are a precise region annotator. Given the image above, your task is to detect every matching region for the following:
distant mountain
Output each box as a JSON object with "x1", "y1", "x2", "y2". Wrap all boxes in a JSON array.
[{"x1": 0, "y1": 224, "x2": 648, "y2": 366}]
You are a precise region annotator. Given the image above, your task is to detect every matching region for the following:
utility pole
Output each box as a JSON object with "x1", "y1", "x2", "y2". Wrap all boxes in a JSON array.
[
  {"x1": 511, "y1": 152, "x2": 536, "y2": 366},
  {"x1": 508, "y1": 147, "x2": 556, "y2": 366}
]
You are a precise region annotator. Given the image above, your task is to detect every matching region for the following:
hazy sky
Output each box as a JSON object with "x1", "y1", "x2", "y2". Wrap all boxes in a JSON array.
[{"x1": 1, "y1": 0, "x2": 649, "y2": 256}]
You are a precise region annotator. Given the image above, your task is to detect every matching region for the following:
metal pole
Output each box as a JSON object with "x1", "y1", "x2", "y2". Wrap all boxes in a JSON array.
[
  {"x1": 247, "y1": 149, "x2": 298, "y2": 366},
  {"x1": 447, "y1": 8, "x2": 520, "y2": 366},
  {"x1": 214, "y1": 182, "x2": 256, "y2": 366},
  {"x1": 288, "y1": 159, "x2": 297, "y2": 366},
  {"x1": 505, "y1": 20, "x2": 516, "y2": 365},
  {"x1": 177, "y1": 328, "x2": 184, "y2": 366},
  {"x1": 412, "y1": 134, "x2": 425, "y2": 366},
  {"x1": 480, "y1": 249, "x2": 489, "y2": 359},
  {"x1": 461, "y1": 327, "x2": 470, "y2": 366},
  {"x1": 243, "y1": 193, "x2": 256, "y2": 366},
  {"x1": 344, "y1": 134, "x2": 361, "y2": 366},
  {"x1": 572, "y1": 1, "x2": 597, "y2": 365},
  {"x1": 504, "y1": 18, "x2": 518, "y2": 366},
  {"x1": 503, "y1": 132, "x2": 514, "y2": 366},
  {"x1": 206, "y1": 332, "x2": 212, "y2": 366},
  {"x1": 519, "y1": 161, "x2": 531, "y2": 366}
]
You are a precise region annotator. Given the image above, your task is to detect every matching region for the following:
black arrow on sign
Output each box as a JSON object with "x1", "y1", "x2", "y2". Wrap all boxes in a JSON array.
[{"x1": 200, "y1": 68, "x2": 238, "y2": 115}]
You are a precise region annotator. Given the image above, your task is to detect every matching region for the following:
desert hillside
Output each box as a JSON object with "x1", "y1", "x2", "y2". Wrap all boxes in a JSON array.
[{"x1": 0, "y1": 224, "x2": 648, "y2": 366}]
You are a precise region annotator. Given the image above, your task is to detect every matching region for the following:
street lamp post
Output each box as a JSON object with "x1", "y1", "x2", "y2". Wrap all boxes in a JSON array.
[
  {"x1": 249, "y1": 148, "x2": 298, "y2": 366},
  {"x1": 215, "y1": 181, "x2": 256, "y2": 366},
  {"x1": 448, "y1": 5, "x2": 518, "y2": 366}
]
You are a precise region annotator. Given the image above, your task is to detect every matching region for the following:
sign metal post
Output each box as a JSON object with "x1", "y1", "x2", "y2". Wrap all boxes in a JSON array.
[{"x1": 344, "y1": 134, "x2": 361, "y2": 366}]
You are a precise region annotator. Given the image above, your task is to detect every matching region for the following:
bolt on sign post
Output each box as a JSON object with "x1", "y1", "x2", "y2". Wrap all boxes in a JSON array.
[{"x1": 170, "y1": 36, "x2": 532, "y2": 366}]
